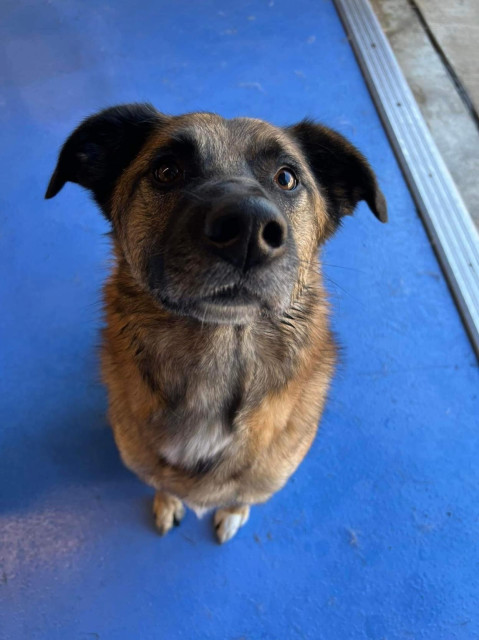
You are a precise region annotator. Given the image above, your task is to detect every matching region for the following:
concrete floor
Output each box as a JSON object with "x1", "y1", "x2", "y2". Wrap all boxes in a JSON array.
[
  {"x1": 416, "y1": 0, "x2": 479, "y2": 111},
  {"x1": 371, "y1": 0, "x2": 479, "y2": 229}
]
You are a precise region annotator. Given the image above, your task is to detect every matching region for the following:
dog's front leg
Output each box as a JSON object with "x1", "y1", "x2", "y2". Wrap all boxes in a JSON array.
[
  {"x1": 153, "y1": 491, "x2": 186, "y2": 536},
  {"x1": 213, "y1": 505, "x2": 250, "y2": 544}
]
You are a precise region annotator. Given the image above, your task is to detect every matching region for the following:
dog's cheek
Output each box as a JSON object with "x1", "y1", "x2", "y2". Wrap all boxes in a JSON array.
[
  {"x1": 155, "y1": 206, "x2": 227, "y2": 300},
  {"x1": 115, "y1": 220, "x2": 151, "y2": 288},
  {"x1": 161, "y1": 238, "x2": 219, "y2": 300},
  {"x1": 120, "y1": 193, "x2": 170, "y2": 285},
  {"x1": 288, "y1": 189, "x2": 324, "y2": 263}
]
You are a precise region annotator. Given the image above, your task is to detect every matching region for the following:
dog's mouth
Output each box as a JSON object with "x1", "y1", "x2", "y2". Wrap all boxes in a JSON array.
[
  {"x1": 202, "y1": 284, "x2": 257, "y2": 307},
  {"x1": 150, "y1": 248, "x2": 297, "y2": 325},
  {"x1": 156, "y1": 282, "x2": 263, "y2": 325}
]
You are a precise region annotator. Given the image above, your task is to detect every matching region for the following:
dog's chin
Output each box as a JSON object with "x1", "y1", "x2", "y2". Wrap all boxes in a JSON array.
[
  {"x1": 155, "y1": 288, "x2": 275, "y2": 325},
  {"x1": 192, "y1": 299, "x2": 261, "y2": 325}
]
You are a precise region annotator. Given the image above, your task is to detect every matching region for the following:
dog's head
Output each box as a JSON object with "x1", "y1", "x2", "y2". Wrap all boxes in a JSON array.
[{"x1": 46, "y1": 104, "x2": 386, "y2": 324}]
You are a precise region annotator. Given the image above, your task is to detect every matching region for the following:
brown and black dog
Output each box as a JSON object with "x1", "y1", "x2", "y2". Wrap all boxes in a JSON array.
[{"x1": 46, "y1": 104, "x2": 386, "y2": 543}]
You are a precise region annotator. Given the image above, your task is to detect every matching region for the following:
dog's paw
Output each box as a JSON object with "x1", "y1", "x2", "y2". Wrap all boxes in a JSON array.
[
  {"x1": 153, "y1": 491, "x2": 185, "y2": 536},
  {"x1": 214, "y1": 505, "x2": 250, "y2": 544}
]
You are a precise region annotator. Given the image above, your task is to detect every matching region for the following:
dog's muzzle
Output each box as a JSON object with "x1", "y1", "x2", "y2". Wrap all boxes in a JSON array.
[
  {"x1": 147, "y1": 180, "x2": 297, "y2": 323},
  {"x1": 203, "y1": 195, "x2": 287, "y2": 271}
]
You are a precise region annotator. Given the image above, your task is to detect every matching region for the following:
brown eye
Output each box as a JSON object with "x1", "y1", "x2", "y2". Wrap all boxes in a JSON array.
[
  {"x1": 274, "y1": 167, "x2": 298, "y2": 191},
  {"x1": 154, "y1": 161, "x2": 182, "y2": 184}
]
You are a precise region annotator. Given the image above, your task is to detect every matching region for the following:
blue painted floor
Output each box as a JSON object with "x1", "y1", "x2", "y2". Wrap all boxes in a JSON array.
[{"x1": 1, "y1": 1, "x2": 478, "y2": 639}]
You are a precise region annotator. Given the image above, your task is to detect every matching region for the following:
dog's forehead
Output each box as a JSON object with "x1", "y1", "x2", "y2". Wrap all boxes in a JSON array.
[{"x1": 166, "y1": 113, "x2": 297, "y2": 166}]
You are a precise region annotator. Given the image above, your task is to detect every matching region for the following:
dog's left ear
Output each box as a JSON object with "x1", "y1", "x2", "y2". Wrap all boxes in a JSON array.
[{"x1": 286, "y1": 120, "x2": 387, "y2": 227}]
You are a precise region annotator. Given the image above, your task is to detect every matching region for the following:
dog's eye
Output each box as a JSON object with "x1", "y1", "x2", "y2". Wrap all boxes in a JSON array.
[
  {"x1": 154, "y1": 161, "x2": 182, "y2": 184},
  {"x1": 274, "y1": 168, "x2": 298, "y2": 191}
]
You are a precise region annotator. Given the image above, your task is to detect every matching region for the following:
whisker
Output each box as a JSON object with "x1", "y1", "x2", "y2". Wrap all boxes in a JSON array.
[
  {"x1": 322, "y1": 262, "x2": 366, "y2": 274},
  {"x1": 180, "y1": 189, "x2": 209, "y2": 203}
]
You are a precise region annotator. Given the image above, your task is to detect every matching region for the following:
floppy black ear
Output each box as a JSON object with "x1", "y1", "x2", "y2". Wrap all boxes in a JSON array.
[
  {"x1": 45, "y1": 103, "x2": 164, "y2": 217},
  {"x1": 286, "y1": 120, "x2": 387, "y2": 226}
]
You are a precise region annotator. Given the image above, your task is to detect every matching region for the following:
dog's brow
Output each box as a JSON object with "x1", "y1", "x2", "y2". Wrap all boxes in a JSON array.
[
  {"x1": 168, "y1": 131, "x2": 197, "y2": 146},
  {"x1": 162, "y1": 131, "x2": 198, "y2": 152},
  {"x1": 254, "y1": 139, "x2": 284, "y2": 157},
  {"x1": 163, "y1": 128, "x2": 224, "y2": 161},
  {"x1": 252, "y1": 141, "x2": 301, "y2": 169}
]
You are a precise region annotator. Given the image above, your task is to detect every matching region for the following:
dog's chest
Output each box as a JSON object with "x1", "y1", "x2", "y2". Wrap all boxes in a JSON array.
[
  {"x1": 151, "y1": 328, "x2": 244, "y2": 471},
  {"x1": 147, "y1": 319, "x2": 300, "y2": 472},
  {"x1": 157, "y1": 377, "x2": 236, "y2": 470}
]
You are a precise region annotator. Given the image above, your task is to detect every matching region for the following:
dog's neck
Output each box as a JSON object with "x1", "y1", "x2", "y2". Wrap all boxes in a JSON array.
[
  {"x1": 106, "y1": 254, "x2": 325, "y2": 385},
  {"x1": 103, "y1": 254, "x2": 326, "y2": 472}
]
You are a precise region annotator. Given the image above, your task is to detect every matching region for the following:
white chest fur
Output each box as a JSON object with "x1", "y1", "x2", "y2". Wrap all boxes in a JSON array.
[{"x1": 158, "y1": 417, "x2": 233, "y2": 470}]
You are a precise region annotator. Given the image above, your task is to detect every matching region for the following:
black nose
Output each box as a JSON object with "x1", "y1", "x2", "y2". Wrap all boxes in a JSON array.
[{"x1": 203, "y1": 197, "x2": 287, "y2": 270}]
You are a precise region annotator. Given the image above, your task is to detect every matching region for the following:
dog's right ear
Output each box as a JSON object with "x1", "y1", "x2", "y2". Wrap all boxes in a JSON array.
[{"x1": 45, "y1": 103, "x2": 165, "y2": 218}]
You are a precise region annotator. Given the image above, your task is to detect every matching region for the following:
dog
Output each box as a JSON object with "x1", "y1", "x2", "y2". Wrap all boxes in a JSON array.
[{"x1": 46, "y1": 104, "x2": 386, "y2": 543}]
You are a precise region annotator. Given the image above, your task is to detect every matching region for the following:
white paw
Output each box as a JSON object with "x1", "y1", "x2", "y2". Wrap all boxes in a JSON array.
[
  {"x1": 153, "y1": 492, "x2": 185, "y2": 536},
  {"x1": 214, "y1": 506, "x2": 250, "y2": 544}
]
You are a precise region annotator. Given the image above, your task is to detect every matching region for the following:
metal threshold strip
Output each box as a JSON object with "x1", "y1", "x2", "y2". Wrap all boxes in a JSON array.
[{"x1": 334, "y1": 0, "x2": 479, "y2": 359}]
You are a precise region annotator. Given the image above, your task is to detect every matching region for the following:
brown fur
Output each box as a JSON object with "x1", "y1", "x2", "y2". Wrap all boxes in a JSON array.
[
  {"x1": 102, "y1": 252, "x2": 335, "y2": 510},
  {"x1": 46, "y1": 105, "x2": 386, "y2": 540}
]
